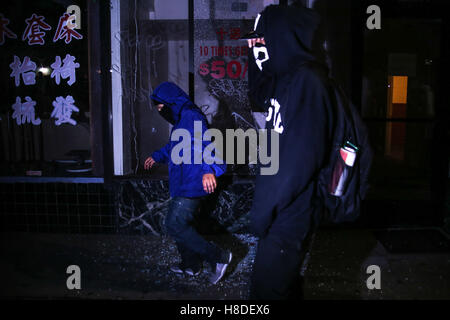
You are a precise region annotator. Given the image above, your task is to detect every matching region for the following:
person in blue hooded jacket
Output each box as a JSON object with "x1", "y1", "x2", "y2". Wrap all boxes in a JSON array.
[{"x1": 144, "y1": 81, "x2": 231, "y2": 284}]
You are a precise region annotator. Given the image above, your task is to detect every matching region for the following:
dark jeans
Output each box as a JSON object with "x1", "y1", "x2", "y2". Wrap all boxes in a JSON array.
[
  {"x1": 249, "y1": 208, "x2": 319, "y2": 300},
  {"x1": 165, "y1": 197, "x2": 222, "y2": 268}
]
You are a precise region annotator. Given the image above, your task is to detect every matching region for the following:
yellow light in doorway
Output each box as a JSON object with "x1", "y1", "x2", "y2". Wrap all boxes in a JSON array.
[{"x1": 392, "y1": 76, "x2": 408, "y2": 104}]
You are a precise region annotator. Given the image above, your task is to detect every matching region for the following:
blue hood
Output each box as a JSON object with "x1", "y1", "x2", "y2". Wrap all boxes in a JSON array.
[
  {"x1": 150, "y1": 82, "x2": 227, "y2": 198},
  {"x1": 150, "y1": 82, "x2": 193, "y2": 124}
]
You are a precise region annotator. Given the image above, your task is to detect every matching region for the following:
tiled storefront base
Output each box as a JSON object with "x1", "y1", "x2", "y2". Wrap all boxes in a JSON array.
[
  {"x1": 2, "y1": 175, "x2": 448, "y2": 235},
  {"x1": 0, "y1": 177, "x2": 255, "y2": 235},
  {"x1": 0, "y1": 180, "x2": 116, "y2": 234}
]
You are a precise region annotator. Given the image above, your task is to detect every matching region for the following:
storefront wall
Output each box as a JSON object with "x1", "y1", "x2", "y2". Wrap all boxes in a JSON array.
[
  {"x1": 0, "y1": 0, "x2": 355, "y2": 235},
  {"x1": 7, "y1": 1, "x2": 446, "y2": 235}
]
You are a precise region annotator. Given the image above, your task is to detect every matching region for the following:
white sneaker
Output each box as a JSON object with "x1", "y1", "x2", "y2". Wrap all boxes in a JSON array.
[
  {"x1": 209, "y1": 251, "x2": 232, "y2": 284},
  {"x1": 169, "y1": 265, "x2": 185, "y2": 274},
  {"x1": 185, "y1": 268, "x2": 201, "y2": 276}
]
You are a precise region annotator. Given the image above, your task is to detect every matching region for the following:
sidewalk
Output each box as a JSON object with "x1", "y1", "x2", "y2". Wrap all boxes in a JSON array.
[{"x1": 1, "y1": 228, "x2": 449, "y2": 300}]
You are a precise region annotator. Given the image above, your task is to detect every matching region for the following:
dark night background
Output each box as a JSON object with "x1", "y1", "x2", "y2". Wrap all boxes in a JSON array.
[{"x1": 0, "y1": 0, "x2": 449, "y2": 301}]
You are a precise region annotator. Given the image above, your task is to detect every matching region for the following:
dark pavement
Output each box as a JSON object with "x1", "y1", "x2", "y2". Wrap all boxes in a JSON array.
[{"x1": 1, "y1": 227, "x2": 449, "y2": 300}]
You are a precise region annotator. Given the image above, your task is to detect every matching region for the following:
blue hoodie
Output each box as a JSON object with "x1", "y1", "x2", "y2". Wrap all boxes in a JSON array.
[{"x1": 150, "y1": 82, "x2": 227, "y2": 198}]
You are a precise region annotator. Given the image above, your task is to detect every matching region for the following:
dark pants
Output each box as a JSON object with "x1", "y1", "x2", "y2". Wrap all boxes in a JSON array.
[
  {"x1": 165, "y1": 197, "x2": 222, "y2": 268},
  {"x1": 250, "y1": 209, "x2": 319, "y2": 300}
]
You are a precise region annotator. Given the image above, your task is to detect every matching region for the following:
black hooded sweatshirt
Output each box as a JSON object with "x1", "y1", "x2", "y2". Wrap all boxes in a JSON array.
[{"x1": 248, "y1": 5, "x2": 335, "y2": 242}]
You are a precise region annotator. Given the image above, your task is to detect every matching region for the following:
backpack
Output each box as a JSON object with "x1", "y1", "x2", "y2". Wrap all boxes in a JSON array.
[{"x1": 316, "y1": 79, "x2": 374, "y2": 224}]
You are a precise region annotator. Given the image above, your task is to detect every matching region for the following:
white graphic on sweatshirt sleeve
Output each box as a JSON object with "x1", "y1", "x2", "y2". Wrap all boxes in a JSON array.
[{"x1": 266, "y1": 98, "x2": 284, "y2": 134}]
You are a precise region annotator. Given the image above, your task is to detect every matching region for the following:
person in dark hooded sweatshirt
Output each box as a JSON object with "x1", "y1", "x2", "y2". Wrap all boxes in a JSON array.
[
  {"x1": 144, "y1": 82, "x2": 231, "y2": 285},
  {"x1": 243, "y1": 4, "x2": 334, "y2": 299}
]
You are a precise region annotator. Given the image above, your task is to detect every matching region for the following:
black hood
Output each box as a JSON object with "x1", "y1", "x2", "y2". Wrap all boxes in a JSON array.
[
  {"x1": 247, "y1": 5, "x2": 322, "y2": 111},
  {"x1": 257, "y1": 4, "x2": 321, "y2": 75}
]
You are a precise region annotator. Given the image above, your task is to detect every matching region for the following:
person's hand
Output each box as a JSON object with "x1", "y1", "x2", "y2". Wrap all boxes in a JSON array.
[
  {"x1": 202, "y1": 173, "x2": 217, "y2": 194},
  {"x1": 247, "y1": 37, "x2": 265, "y2": 48},
  {"x1": 144, "y1": 157, "x2": 156, "y2": 170}
]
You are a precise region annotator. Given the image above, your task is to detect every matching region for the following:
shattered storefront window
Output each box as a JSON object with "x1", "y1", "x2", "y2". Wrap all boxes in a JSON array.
[
  {"x1": 114, "y1": 0, "x2": 279, "y2": 177},
  {"x1": 113, "y1": 0, "x2": 189, "y2": 176},
  {"x1": 194, "y1": 0, "x2": 266, "y2": 176}
]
